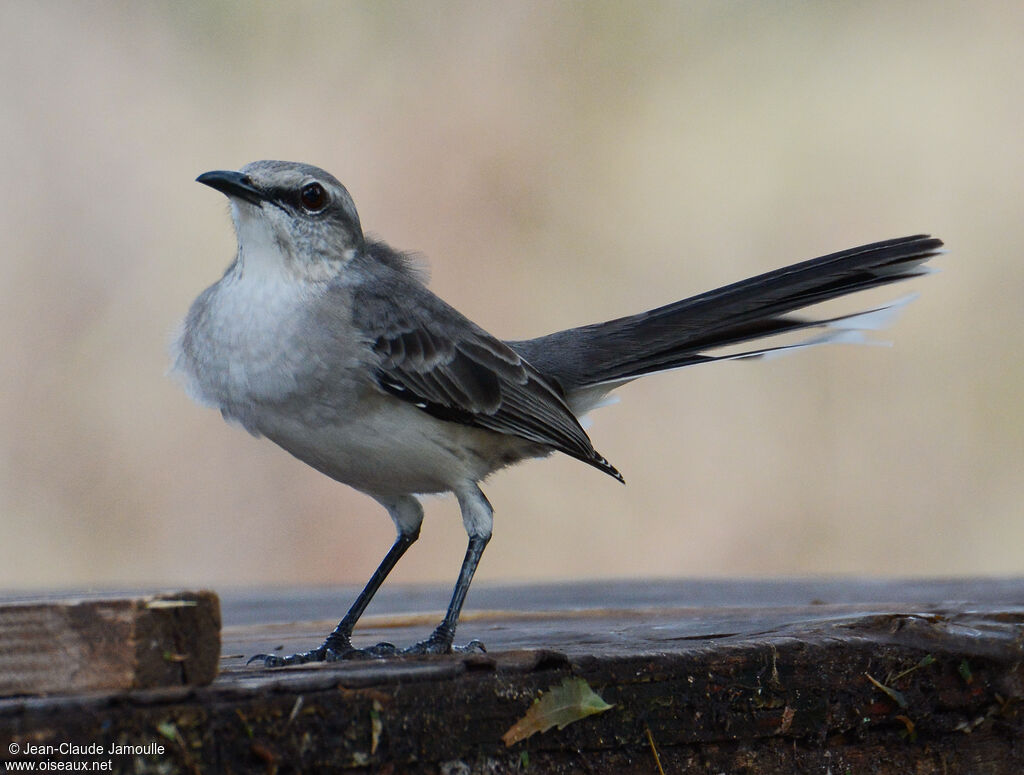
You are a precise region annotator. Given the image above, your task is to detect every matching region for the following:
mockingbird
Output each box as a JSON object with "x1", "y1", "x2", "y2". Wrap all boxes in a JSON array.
[{"x1": 172, "y1": 160, "x2": 942, "y2": 666}]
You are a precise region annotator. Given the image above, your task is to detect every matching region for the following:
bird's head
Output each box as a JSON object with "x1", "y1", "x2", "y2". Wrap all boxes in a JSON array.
[{"x1": 197, "y1": 160, "x2": 364, "y2": 280}]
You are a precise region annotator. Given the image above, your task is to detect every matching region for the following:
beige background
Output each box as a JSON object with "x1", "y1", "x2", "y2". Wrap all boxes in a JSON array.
[{"x1": 1, "y1": 2, "x2": 1021, "y2": 591}]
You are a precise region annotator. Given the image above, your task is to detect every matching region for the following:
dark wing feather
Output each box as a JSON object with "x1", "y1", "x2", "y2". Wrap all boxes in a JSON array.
[{"x1": 350, "y1": 271, "x2": 622, "y2": 482}]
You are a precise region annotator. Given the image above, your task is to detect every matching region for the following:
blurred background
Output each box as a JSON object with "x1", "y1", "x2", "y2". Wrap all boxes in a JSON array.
[{"x1": 1, "y1": 1, "x2": 1021, "y2": 593}]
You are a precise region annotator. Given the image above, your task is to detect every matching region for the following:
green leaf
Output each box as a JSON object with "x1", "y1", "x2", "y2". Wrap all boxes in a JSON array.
[
  {"x1": 156, "y1": 721, "x2": 179, "y2": 741},
  {"x1": 370, "y1": 699, "x2": 383, "y2": 755},
  {"x1": 958, "y1": 659, "x2": 973, "y2": 684},
  {"x1": 503, "y1": 677, "x2": 613, "y2": 747}
]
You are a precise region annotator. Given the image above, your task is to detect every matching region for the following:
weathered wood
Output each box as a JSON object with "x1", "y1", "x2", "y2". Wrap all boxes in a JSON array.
[
  {"x1": 0, "y1": 591, "x2": 220, "y2": 696},
  {"x1": 1, "y1": 580, "x2": 1022, "y2": 774}
]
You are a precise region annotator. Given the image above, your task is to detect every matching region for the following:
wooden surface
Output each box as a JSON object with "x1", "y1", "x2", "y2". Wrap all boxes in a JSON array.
[
  {"x1": 0, "y1": 590, "x2": 220, "y2": 696},
  {"x1": 1, "y1": 579, "x2": 1022, "y2": 774}
]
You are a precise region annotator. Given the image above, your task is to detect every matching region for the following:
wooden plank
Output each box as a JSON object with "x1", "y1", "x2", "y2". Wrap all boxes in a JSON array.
[
  {"x1": 1, "y1": 580, "x2": 1022, "y2": 774},
  {"x1": 0, "y1": 591, "x2": 220, "y2": 696}
]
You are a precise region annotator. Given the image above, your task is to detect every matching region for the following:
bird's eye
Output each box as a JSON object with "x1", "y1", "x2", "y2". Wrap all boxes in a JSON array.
[{"x1": 299, "y1": 182, "x2": 328, "y2": 213}]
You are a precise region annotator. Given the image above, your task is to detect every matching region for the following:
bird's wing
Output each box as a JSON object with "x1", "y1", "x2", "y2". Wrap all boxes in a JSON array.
[{"x1": 350, "y1": 278, "x2": 622, "y2": 481}]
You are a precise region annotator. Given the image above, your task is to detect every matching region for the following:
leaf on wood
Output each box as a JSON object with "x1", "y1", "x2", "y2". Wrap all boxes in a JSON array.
[
  {"x1": 156, "y1": 721, "x2": 180, "y2": 742},
  {"x1": 865, "y1": 672, "x2": 908, "y2": 709},
  {"x1": 502, "y1": 677, "x2": 613, "y2": 747},
  {"x1": 895, "y1": 714, "x2": 917, "y2": 741},
  {"x1": 370, "y1": 699, "x2": 383, "y2": 755},
  {"x1": 891, "y1": 653, "x2": 936, "y2": 683},
  {"x1": 958, "y1": 659, "x2": 973, "y2": 684}
]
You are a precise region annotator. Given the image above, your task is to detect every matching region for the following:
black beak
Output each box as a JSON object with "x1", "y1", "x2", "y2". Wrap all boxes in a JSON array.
[{"x1": 196, "y1": 170, "x2": 267, "y2": 206}]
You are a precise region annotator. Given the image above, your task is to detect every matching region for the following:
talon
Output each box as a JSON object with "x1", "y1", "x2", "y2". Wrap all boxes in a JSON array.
[
  {"x1": 247, "y1": 646, "x2": 329, "y2": 667},
  {"x1": 366, "y1": 641, "x2": 398, "y2": 657},
  {"x1": 400, "y1": 633, "x2": 485, "y2": 656},
  {"x1": 249, "y1": 639, "x2": 406, "y2": 667}
]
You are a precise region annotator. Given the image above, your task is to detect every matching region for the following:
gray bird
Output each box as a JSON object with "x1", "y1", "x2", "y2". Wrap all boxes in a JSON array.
[{"x1": 172, "y1": 160, "x2": 942, "y2": 665}]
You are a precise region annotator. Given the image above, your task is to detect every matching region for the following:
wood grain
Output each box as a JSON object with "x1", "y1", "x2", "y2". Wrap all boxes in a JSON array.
[{"x1": 0, "y1": 590, "x2": 219, "y2": 696}]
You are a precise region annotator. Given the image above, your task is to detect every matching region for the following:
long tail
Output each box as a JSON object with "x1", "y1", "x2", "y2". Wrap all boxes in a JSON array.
[{"x1": 510, "y1": 235, "x2": 944, "y2": 394}]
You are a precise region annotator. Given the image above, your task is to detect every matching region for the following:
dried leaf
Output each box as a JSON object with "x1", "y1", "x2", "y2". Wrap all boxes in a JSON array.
[
  {"x1": 645, "y1": 725, "x2": 666, "y2": 775},
  {"x1": 370, "y1": 699, "x2": 383, "y2": 755},
  {"x1": 287, "y1": 696, "x2": 304, "y2": 726},
  {"x1": 865, "y1": 673, "x2": 908, "y2": 709},
  {"x1": 895, "y1": 714, "x2": 917, "y2": 741},
  {"x1": 502, "y1": 677, "x2": 613, "y2": 747}
]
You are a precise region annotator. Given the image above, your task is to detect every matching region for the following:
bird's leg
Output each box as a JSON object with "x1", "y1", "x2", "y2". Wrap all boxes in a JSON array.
[
  {"x1": 252, "y1": 496, "x2": 423, "y2": 667},
  {"x1": 403, "y1": 484, "x2": 491, "y2": 655},
  {"x1": 402, "y1": 535, "x2": 489, "y2": 655}
]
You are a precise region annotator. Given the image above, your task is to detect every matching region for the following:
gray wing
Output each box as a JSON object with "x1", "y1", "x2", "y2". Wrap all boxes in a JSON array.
[{"x1": 350, "y1": 275, "x2": 622, "y2": 482}]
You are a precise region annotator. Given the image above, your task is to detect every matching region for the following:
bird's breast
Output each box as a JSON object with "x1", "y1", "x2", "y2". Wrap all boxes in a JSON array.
[{"x1": 172, "y1": 270, "x2": 358, "y2": 415}]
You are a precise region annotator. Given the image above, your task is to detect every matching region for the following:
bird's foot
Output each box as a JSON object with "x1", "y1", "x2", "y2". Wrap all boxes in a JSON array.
[
  {"x1": 248, "y1": 629, "x2": 485, "y2": 665},
  {"x1": 248, "y1": 637, "x2": 398, "y2": 667},
  {"x1": 400, "y1": 629, "x2": 486, "y2": 656}
]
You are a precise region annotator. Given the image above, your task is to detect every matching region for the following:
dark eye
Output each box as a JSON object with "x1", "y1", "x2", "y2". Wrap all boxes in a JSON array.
[{"x1": 299, "y1": 182, "x2": 328, "y2": 212}]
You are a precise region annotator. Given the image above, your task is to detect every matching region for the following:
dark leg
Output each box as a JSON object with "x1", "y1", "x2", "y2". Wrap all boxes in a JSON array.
[
  {"x1": 403, "y1": 483, "x2": 492, "y2": 655},
  {"x1": 402, "y1": 533, "x2": 489, "y2": 654},
  {"x1": 253, "y1": 495, "x2": 423, "y2": 667}
]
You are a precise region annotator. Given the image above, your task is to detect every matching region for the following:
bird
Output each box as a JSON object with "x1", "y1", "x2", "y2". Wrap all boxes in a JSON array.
[{"x1": 171, "y1": 160, "x2": 942, "y2": 666}]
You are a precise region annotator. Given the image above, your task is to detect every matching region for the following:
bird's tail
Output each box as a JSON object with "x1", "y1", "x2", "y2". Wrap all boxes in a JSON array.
[{"x1": 511, "y1": 235, "x2": 944, "y2": 398}]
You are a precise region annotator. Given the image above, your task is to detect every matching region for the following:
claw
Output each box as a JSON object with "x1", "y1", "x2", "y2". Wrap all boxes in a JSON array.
[
  {"x1": 366, "y1": 641, "x2": 398, "y2": 657},
  {"x1": 248, "y1": 635, "x2": 483, "y2": 666},
  {"x1": 247, "y1": 646, "x2": 328, "y2": 667},
  {"x1": 246, "y1": 641, "x2": 341, "y2": 667},
  {"x1": 247, "y1": 640, "x2": 406, "y2": 667},
  {"x1": 401, "y1": 632, "x2": 487, "y2": 656}
]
